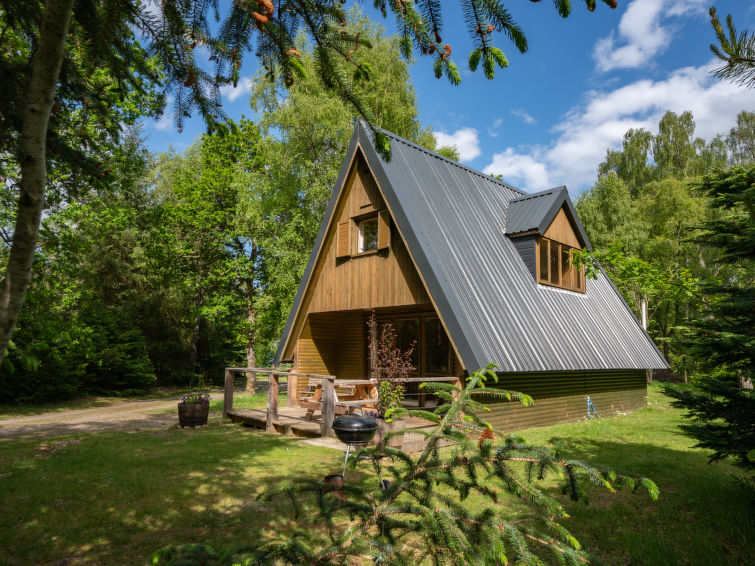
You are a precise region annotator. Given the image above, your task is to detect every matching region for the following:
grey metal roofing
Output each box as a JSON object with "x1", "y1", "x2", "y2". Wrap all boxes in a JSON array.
[
  {"x1": 506, "y1": 187, "x2": 592, "y2": 250},
  {"x1": 274, "y1": 121, "x2": 668, "y2": 371}
]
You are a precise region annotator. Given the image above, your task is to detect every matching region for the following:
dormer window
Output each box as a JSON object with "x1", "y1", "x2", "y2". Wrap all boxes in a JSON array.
[
  {"x1": 537, "y1": 237, "x2": 584, "y2": 292},
  {"x1": 357, "y1": 216, "x2": 378, "y2": 253}
]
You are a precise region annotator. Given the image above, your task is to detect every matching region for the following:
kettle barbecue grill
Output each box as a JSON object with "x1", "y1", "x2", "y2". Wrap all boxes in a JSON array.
[{"x1": 332, "y1": 414, "x2": 378, "y2": 476}]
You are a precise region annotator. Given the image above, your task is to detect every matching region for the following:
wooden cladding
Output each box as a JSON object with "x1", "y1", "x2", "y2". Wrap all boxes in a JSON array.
[
  {"x1": 336, "y1": 221, "x2": 351, "y2": 258},
  {"x1": 536, "y1": 237, "x2": 585, "y2": 293},
  {"x1": 377, "y1": 209, "x2": 390, "y2": 250},
  {"x1": 543, "y1": 207, "x2": 581, "y2": 249},
  {"x1": 302, "y1": 152, "x2": 430, "y2": 314}
]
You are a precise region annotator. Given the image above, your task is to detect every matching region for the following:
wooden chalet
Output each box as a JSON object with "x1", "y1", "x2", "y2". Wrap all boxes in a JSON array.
[{"x1": 271, "y1": 121, "x2": 668, "y2": 432}]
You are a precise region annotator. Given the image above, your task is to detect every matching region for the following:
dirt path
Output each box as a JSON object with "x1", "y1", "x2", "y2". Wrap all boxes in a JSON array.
[{"x1": 0, "y1": 394, "x2": 223, "y2": 439}]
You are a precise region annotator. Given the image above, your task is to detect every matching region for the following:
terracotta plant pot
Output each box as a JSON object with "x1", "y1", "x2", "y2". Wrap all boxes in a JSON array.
[
  {"x1": 372, "y1": 419, "x2": 406, "y2": 449},
  {"x1": 178, "y1": 402, "x2": 210, "y2": 428}
]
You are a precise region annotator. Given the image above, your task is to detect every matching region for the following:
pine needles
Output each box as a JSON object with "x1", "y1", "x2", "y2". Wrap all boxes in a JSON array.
[{"x1": 220, "y1": 364, "x2": 659, "y2": 565}]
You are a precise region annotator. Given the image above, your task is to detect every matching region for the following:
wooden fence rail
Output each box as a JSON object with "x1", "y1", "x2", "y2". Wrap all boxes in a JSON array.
[{"x1": 223, "y1": 368, "x2": 338, "y2": 436}]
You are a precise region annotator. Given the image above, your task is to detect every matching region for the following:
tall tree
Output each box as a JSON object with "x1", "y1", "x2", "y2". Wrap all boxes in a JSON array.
[
  {"x1": 665, "y1": 165, "x2": 755, "y2": 475},
  {"x1": 728, "y1": 110, "x2": 755, "y2": 166},
  {"x1": 0, "y1": 0, "x2": 618, "y2": 366},
  {"x1": 249, "y1": 10, "x2": 461, "y2": 335}
]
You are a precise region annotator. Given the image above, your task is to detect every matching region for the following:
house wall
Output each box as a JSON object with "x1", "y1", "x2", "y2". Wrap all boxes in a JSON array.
[
  {"x1": 544, "y1": 207, "x2": 581, "y2": 248},
  {"x1": 303, "y1": 154, "x2": 430, "y2": 315},
  {"x1": 510, "y1": 234, "x2": 537, "y2": 278},
  {"x1": 294, "y1": 311, "x2": 366, "y2": 399},
  {"x1": 485, "y1": 369, "x2": 646, "y2": 431}
]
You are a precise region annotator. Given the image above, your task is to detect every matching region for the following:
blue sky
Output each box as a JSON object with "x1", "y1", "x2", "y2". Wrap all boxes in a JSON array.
[{"x1": 143, "y1": 0, "x2": 755, "y2": 195}]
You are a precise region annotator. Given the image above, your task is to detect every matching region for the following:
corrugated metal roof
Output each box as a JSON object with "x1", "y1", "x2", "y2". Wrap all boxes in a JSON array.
[
  {"x1": 506, "y1": 188, "x2": 564, "y2": 235},
  {"x1": 275, "y1": 122, "x2": 668, "y2": 371}
]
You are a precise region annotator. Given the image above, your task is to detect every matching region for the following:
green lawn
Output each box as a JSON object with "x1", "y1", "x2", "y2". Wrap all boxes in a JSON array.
[{"x1": 0, "y1": 385, "x2": 751, "y2": 565}]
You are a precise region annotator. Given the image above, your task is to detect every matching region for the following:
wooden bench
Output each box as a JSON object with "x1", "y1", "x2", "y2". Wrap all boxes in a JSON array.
[{"x1": 301, "y1": 379, "x2": 377, "y2": 420}]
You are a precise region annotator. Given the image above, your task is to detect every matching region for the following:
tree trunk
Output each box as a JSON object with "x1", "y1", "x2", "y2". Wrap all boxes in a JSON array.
[
  {"x1": 0, "y1": 0, "x2": 74, "y2": 366},
  {"x1": 244, "y1": 277, "x2": 257, "y2": 394}
]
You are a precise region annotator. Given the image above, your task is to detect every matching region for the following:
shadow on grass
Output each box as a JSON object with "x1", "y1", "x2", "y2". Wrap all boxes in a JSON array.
[
  {"x1": 1, "y1": 415, "x2": 752, "y2": 566},
  {"x1": 0, "y1": 421, "x2": 353, "y2": 565},
  {"x1": 539, "y1": 435, "x2": 754, "y2": 566}
]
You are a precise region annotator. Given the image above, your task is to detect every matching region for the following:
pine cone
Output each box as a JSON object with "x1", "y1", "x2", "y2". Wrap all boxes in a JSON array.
[{"x1": 478, "y1": 427, "x2": 495, "y2": 447}]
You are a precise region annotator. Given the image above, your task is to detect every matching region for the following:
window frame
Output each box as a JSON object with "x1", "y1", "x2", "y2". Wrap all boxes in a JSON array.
[
  {"x1": 535, "y1": 237, "x2": 585, "y2": 293},
  {"x1": 355, "y1": 214, "x2": 379, "y2": 255}
]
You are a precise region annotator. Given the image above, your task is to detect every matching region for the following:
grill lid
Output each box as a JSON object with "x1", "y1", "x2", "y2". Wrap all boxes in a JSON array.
[{"x1": 332, "y1": 415, "x2": 378, "y2": 445}]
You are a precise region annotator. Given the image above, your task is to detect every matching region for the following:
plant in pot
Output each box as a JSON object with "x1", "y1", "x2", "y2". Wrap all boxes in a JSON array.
[
  {"x1": 177, "y1": 392, "x2": 211, "y2": 428},
  {"x1": 367, "y1": 314, "x2": 415, "y2": 448}
]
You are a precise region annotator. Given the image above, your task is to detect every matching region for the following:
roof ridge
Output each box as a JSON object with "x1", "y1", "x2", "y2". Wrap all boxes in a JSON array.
[
  {"x1": 509, "y1": 186, "x2": 567, "y2": 203},
  {"x1": 357, "y1": 120, "x2": 527, "y2": 196}
]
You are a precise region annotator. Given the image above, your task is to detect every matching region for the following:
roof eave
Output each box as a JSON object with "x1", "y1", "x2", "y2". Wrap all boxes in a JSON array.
[{"x1": 273, "y1": 126, "x2": 362, "y2": 365}]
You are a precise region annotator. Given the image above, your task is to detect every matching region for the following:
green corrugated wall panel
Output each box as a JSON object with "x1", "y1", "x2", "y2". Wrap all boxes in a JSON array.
[{"x1": 490, "y1": 369, "x2": 646, "y2": 401}]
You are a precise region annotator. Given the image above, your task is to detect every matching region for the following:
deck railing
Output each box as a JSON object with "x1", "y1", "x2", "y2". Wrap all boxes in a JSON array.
[
  {"x1": 223, "y1": 368, "x2": 337, "y2": 435},
  {"x1": 223, "y1": 369, "x2": 462, "y2": 437}
]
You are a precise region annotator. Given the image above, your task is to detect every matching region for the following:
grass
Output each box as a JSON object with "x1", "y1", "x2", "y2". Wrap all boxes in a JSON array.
[
  {"x1": 0, "y1": 385, "x2": 751, "y2": 565},
  {"x1": 516, "y1": 385, "x2": 754, "y2": 565}
]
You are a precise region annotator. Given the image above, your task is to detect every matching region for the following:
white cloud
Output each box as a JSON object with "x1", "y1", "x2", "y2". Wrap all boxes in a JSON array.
[
  {"x1": 488, "y1": 118, "x2": 504, "y2": 137},
  {"x1": 510, "y1": 109, "x2": 536, "y2": 125},
  {"x1": 482, "y1": 62, "x2": 754, "y2": 193},
  {"x1": 483, "y1": 148, "x2": 551, "y2": 190},
  {"x1": 153, "y1": 95, "x2": 175, "y2": 131},
  {"x1": 434, "y1": 127, "x2": 481, "y2": 161},
  {"x1": 220, "y1": 77, "x2": 253, "y2": 103},
  {"x1": 594, "y1": 0, "x2": 706, "y2": 72}
]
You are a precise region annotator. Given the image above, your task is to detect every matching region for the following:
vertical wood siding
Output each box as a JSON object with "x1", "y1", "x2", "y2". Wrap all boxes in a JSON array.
[
  {"x1": 544, "y1": 206, "x2": 581, "y2": 248},
  {"x1": 304, "y1": 155, "x2": 430, "y2": 314}
]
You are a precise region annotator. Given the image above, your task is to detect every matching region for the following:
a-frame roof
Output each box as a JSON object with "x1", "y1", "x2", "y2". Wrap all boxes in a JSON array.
[{"x1": 274, "y1": 121, "x2": 668, "y2": 372}]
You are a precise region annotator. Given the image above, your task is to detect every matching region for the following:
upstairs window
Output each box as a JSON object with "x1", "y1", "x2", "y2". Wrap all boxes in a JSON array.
[
  {"x1": 537, "y1": 237, "x2": 584, "y2": 293},
  {"x1": 357, "y1": 216, "x2": 378, "y2": 253}
]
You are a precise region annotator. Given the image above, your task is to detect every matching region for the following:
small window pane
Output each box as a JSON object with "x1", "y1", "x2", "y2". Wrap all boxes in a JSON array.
[
  {"x1": 424, "y1": 317, "x2": 450, "y2": 375},
  {"x1": 394, "y1": 318, "x2": 419, "y2": 372},
  {"x1": 549, "y1": 242, "x2": 560, "y2": 284},
  {"x1": 561, "y1": 248, "x2": 572, "y2": 289},
  {"x1": 358, "y1": 218, "x2": 378, "y2": 252},
  {"x1": 575, "y1": 266, "x2": 583, "y2": 291},
  {"x1": 539, "y1": 240, "x2": 548, "y2": 281}
]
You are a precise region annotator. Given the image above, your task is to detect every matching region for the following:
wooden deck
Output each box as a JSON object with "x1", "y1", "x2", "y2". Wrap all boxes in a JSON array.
[
  {"x1": 227, "y1": 406, "x2": 323, "y2": 437},
  {"x1": 227, "y1": 405, "x2": 437, "y2": 452}
]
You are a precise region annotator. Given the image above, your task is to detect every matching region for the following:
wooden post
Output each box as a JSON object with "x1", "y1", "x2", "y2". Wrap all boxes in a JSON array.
[
  {"x1": 223, "y1": 369, "x2": 234, "y2": 419},
  {"x1": 246, "y1": 370, "x2": 256, "y2": 394},
  {"x1": 321, "y1": 376, "x2": 335, "y2": 437},
  {"x1": 266, "y1": 372, "x2": 279, "y2": 432},
  {"x1": 287, "y1": 374, "x2": 298, "y2": 408}
]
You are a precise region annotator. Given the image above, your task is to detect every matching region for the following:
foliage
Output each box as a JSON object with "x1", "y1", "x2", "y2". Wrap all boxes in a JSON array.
[
  {"x1": 367, "y1": 314, "x2": 416, "y2": 384},
  {"x1": 0, "y1": 0, "x2": 619, "y2": 369},
  {"x1": 180, "y1": 392, "x2": 211, "y2": 405},
  {"x1": 579, "y1": 109, "x2": 754, "y2": 370},
  {"x1": 0, "y1": 128, "x2": 159, "y2": 402},
  {"x1": 665, "y1": 165, "x2": 755, "y2": 475},
  {"x1": 376, "y1": 380, "x2": 405, "y2": 420},
  {"x1": 367, "y1": 313, "x2": 414, "y2": 418},
  {"x1": 709, "y1": 8, "x2": 755, "y2": 89},
  {"x1": 161, "y1": 366, "x2": 657, "y2": 565}
]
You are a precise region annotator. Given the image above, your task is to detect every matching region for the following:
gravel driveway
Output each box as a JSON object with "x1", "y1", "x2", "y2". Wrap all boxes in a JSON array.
[{"x1": 0, "y1": 393, "x2": 223, "y2": 439}]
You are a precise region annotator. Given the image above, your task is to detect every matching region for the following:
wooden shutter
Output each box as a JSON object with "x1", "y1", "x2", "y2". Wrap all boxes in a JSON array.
[
  {"x1": 377, "y1": 209, "x2": 391, "y2": 250},
  {"x1": 336, "y1": 220, "x2": 351, "y2": 258}
]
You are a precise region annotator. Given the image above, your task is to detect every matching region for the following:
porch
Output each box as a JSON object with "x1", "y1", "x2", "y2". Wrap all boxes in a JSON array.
[{"x1": 222, "y1": 367, "x2": 460, "y2": 451}]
